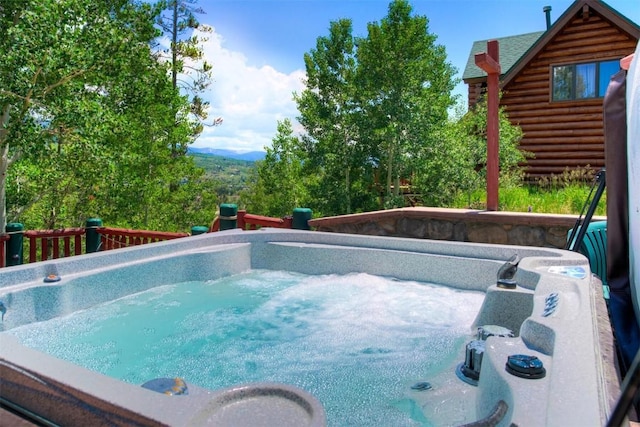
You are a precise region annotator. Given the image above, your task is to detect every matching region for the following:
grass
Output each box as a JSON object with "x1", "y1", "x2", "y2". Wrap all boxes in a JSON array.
[{"x1": 451, "y1": 169, "x2": 607, "y2": 216}]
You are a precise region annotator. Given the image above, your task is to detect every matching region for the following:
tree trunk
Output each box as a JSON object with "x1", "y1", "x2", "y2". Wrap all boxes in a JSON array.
[
  {"x1": 170, "y1": 0, "x2": 179, "y2": 162},
  {"x1": 0, "y1": 143, "x2": 8, "y2": 232},
  {"x1": 343, "y1": 129, "x2": 351, "y2": 214},
  {"x1": 386, "y1": 143, "x2": 394, "y2": 199},
  {"x1": 171, "y1": 0, "x2": 178, "y2": 91},
  {"x1": 345, "y1": 167, "x2": 351, "y2": 214},
  {"x1": 0, "y1": 104, "x2": 11, "y2": 232}
]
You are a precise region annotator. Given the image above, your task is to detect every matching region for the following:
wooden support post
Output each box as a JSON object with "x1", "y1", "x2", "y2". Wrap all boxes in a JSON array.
[{"x1": 475, "y1": 40, "x2": 501, "y2": 211}]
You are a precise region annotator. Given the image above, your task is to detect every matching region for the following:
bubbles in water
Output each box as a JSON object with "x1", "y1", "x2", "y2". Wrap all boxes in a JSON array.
[{"x1": 9, "y1": 270, "x2": 484, "y2": 426}]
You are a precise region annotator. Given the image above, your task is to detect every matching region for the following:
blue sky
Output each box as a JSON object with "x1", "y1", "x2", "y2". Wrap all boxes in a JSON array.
[{"x1": 190, "y1": 0, "x2": 640, "y2": 152}]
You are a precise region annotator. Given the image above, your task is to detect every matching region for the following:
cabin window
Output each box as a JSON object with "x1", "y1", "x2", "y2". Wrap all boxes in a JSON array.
[{"x1": 552, "y1": 60, "x2": 620, "y2": 101}]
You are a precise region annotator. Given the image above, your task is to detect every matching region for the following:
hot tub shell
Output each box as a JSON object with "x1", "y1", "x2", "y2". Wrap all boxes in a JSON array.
[{"x1": 0, "y1": 229, "x2": 619, "y2": 426}]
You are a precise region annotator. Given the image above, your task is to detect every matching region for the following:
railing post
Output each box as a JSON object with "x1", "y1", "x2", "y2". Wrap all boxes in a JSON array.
[
  {"x1": 191, "y1": 226, "x2": 208, "y2": 235},
  {"x1": 237, "y1": 210, "x2": 246, "y2": 229},
  {"x1": 219, "y1": 204, "x2": 238, "y2": 231},
  {"x1": 292, "y1": 208, "x2": 312, "y2": 230},
  {"x1": 0, "y1": 236, "x2": 7, "y2": 268},
  {"x1": 5, "y1": 223, "x2": 24, "y2": 266},
  {"x1": 85, "y1": 218, "x2": 103, "y2": 253}
]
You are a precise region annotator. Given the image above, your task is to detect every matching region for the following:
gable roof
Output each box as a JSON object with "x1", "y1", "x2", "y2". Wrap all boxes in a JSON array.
[
  {"x1": 462, "y1": 0, "x2": 640, "y2": 84},
  {"x1": 502, "y1": 0, "x2": 640, "y2": 86},
  {"x1": 462, "y1": 31, "x2": 544, "y2": 81}
]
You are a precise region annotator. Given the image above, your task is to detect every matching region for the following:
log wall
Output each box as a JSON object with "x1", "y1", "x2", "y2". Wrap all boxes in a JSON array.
[{"x1": 501, "y1": 7, "x2": 638, "y2": 179}]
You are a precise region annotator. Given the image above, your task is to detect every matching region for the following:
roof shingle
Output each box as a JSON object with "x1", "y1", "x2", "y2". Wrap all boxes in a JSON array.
[{"x1": 462, "y1": 31, "x2": 544, "y2": 81}]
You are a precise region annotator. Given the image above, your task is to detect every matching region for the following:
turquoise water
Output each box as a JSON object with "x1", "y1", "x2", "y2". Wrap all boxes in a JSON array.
[{"x1": 9, "y1": 270, "x2": 485, "y2": 426}]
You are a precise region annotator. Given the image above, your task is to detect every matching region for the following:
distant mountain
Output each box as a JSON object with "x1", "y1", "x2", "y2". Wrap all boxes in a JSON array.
[{"x1": 188, "y1": 147, "x2": 266, "y2": 161}]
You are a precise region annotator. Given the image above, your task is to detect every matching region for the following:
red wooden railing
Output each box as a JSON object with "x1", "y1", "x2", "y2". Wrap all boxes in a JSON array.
[
  {"x1": 0, "y1": 226, "x2": 189, "y2": 267},
  {"x1": 238, "y1": 210, "x2": 293, "y2": 230},
  {"x1": 97, "y1": 227, "x2": 189, "y2": 250},
  {"x1": 0, "y1": 234, "x2": 9, "y2": 268},
  {"x1": 24, "y1": 228, "x2": 84, "y2": 263},
  {"x1": 0, "y1": 208, "x2": 308, "y2": 267},
  {"x1": 209, "y1": 210, "x2": 293, "y2": 232}
]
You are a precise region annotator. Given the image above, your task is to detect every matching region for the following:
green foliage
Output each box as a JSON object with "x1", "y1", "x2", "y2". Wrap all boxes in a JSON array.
[
  {"x1": 356, "y1": 0, "x2": 457, "y2": 208},
  {"x1": 293, "y1": 0, "x2": 458, "y2": 215},
  {"x1": 190, "y1": 153, "x2": 254, "y2": 203},
  {"x1": 452, "y1": 183, "x2": 606, "y2": 216},
  {"x1": 451, "y1": 166, "x2": 605, "y2": 214},
  {"x1": 156, "y1": 0, "x2": 218, "y2": 156},
  {"x1": 240, "y1": 0, "x2": 531, "y2": 218},
  {"x1": 240, "y1": 119, "x2": 312, "y2": 217},
  {"x1": 535, "y1": 166, "x2": 598, "y2": 189},
  {"x1": 156, "y1": 0, "x2": 212, "y2": 95},
  {"x1": 424, "y1": 100, "x2": 530, "y2": 207},
  {"x1": 1, "y1": 0, "x2": 218, "y2": 232},
  {"x1": 295, "y1": 18, "x2": 374, "y2": 215}
]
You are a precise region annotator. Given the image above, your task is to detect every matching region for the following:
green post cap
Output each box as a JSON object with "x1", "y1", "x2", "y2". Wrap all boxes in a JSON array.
[
  {"x1": 5, "y1": 223, "x2": 24, "y2": 233},
  {"x1": 85, "y1": 218, "x2": 103, "y2": 253},
  {"x1": 220, "y1": 204, "x2": 238, "y2": 216},
  {"x1": 85, "y1": 218, "x2": 103, "y2": 227},
  {"x1": 292, "y1": 208, "x2": 312, "y2": 230},
  {"x1": 219, "y1": 204, "x2": 238, "y2": 231},
  {"x1": 191, "y1": 226, "x2": 209, "y2": 235}
]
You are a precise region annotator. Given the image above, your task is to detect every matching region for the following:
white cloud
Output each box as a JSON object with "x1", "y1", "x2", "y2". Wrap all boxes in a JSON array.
[{"x1": 192, "y1": 29, "x2": 306, "y2": 152}]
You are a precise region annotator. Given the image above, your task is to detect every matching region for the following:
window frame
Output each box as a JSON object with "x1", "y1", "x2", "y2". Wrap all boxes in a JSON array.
[{"x1": 550, "y1": 58, "x2": 620, "y2": 102}]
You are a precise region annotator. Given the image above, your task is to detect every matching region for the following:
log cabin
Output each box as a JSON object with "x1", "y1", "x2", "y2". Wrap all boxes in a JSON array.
[{"x1": 462, "y1": 0, "x2": 639, "y2": 179}]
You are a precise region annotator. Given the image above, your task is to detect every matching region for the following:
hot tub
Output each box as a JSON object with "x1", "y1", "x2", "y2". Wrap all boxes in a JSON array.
[{"x1": 0, "y1": 229, "x2": 618, "y2": 426}]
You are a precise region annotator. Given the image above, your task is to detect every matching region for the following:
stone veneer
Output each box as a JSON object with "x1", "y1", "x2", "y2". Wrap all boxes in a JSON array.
[{"x1": 308, "y1": 207, "x2": 606, "y2": 249}]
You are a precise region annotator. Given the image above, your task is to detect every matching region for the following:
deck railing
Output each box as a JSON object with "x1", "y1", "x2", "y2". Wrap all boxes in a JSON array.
[
  {"x1": 1, "y1": 221, "x2": 191, "y2": 268},
  {"x1": 238, "y1": 211, "x2": 294, "y2": 230},
  {"x1": 0, "y1": 206, "x2": 313, "y2": 268},
  {"x1": 209, "y1": 210, "x2": 296, "y2": 231},
  {"x1": 0, "y1": 234, "x2": 8, "y2": 268},
  {"x1": 24, "y1": 228, "x2": 84, "y2": 263},
  {"x1": 97, "y1": 227, "x2": 189, "y2": 250},
  {"x1": 210, "y1": 205, "x2": 311, "y2": 232}
]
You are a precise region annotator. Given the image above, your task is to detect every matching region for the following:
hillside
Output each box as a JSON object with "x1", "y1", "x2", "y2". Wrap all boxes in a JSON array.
[
  {"x1": 188, "y1": 147, "x2": 266, "y2": 161},
  {"x1": 189, "y1": 152, "x2": 257, "y2": 200}
]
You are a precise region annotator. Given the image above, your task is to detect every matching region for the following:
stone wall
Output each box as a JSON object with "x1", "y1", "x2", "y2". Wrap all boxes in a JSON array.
[{"x1": 308, "y1": 207, "x2": 606, "y2": 249}]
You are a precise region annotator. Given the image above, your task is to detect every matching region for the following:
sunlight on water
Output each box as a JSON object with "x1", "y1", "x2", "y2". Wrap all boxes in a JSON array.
[{"x1": 9, "y1": 270, "x2": 485, "y2": 426}]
